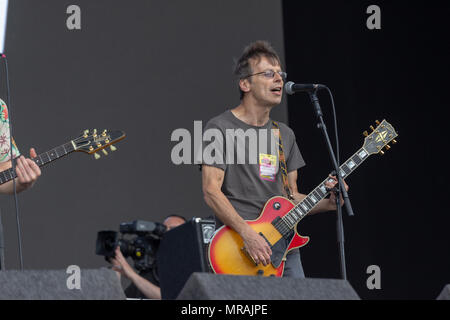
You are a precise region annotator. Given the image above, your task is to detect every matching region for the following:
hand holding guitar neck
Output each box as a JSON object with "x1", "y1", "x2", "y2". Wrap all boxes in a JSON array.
[
  {"x1": 325, "y1": 175, "x2": 349, "y2": 211},
  {"x1": 14, "y1": 147, "x2": 42, "y2": 192}
]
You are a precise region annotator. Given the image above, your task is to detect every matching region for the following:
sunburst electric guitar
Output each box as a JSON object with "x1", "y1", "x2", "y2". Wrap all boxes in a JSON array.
[
  {"x1": 208, "y1": 120, "x2": 398, "y2": 277},
  {"x1": 0, "y1": 129, "x2": 125, "y2": 185}
]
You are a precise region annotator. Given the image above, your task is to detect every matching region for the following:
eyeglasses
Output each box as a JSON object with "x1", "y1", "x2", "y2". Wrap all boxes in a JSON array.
[{"x1": 244, "y1": 70, "x2": 287, "y2": 81}]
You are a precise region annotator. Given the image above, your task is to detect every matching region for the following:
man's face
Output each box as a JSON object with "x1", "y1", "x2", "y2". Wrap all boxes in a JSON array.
[
  {"x1": 242, "y1": 56, "x2": 284, "y2": 107},
  {"x1": 163, "y1": 216, "x2": 185, "y2": 231}
]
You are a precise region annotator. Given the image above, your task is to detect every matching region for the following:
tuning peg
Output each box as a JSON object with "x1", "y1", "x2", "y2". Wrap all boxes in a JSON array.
[
  {"x1": 110, "y1": 145, "x2": 117, "y2": 152},
  {"x1": 102, "y1": 130, "x2": 107, "y2": 137},
  {"x1": 94, "y1": 153, "x2": 101, "y2": 160},
  {"x1": 385, "y1": 145, "x2": 391, "y2": 150},
  {"x1": 380, "y1": 150, "x2": 385, "y2": 155},
  {"x1": 392, "y1": 139, "x2": 397, "y2": 144},
  {"x1": 370, "y1": 125, "x2": 375, "y2": 131},
  {"x1": 102, "y1": 149, "x2": 108, "y2": 155},
  {"x1": 363, "y1": 131, "x2": 369, "y2": 137},
  {"x1": 375, "y1": 120, "x2": 380, "y2": 125}
]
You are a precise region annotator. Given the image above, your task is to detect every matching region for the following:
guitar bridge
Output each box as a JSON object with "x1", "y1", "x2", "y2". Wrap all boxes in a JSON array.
[{"x1": 241, "y1": 247, "x2": 258, "y2": 266}]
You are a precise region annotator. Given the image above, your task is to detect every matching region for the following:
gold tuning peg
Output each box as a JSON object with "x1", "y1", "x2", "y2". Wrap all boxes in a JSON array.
[
  {"x1": 375, "y1": 120, "x2": 380, "y2": 125},
  {"x1": 110, "y1": 145, "x2": 117, "y2": 152},
  {"x1": 385, "y1": 145, "x2": 391, "y2": 150},
  {"x1": 370, "y1": 125, "x2": 375, "y2": 131},
  {"x1": 94, "y1": 153, "x2": 101, "y2": 160},
  {"x1": 380, "y1": 150, "x2": 385, "y2": 155},
  {"x1": 102, "y1": 149, "x2": 108, "y2": 155},
  {"x1": 392, "y1": 139, "x2": 397, "y2": 144},
  {"x1": 363, "y1": 131, "x2": 369, "y2": 137}
]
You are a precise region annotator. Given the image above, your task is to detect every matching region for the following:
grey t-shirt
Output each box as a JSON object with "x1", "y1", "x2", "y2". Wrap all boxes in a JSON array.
[{"x1": 202, "y1": 110, "x2": 305, "y2": 225}]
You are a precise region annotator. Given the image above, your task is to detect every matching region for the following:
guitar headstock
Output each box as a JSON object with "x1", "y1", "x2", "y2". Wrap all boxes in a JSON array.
[
  {"x1": 72, "y1": 129, "x2": 126, "y2": 159},
  {"x1": 362, "y1": 120, "x2": 398, "y2": 155}
]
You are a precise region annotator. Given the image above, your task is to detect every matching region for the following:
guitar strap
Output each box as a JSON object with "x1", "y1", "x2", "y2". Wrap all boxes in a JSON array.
[{"x1": 272, "y1": 121, "x2": 294, "y2": 200}]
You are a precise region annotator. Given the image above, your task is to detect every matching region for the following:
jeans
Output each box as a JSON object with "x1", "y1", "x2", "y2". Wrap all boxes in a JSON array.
[{"x1": 282, "y1": 249, "x2": 305, "y2": 278}]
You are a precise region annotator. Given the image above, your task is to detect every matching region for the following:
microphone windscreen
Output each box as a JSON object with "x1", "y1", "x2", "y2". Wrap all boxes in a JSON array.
[{"x1": 284, "y1": 81, "x2": 295, "y2": 95}]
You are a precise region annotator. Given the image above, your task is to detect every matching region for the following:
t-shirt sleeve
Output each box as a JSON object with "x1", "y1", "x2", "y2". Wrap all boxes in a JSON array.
[
  {"x1": 0, "y1": 99, "x2": 20, "y2": 163},
  {"x1": 200, "y1": 120, "x2": 226, "y2": 171},
  {"x1": 286, "y1": 128, "x2": 305, "y2": 173}
]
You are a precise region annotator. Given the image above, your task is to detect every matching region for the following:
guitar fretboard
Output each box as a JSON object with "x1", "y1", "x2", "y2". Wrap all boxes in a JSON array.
[
  {"x1": 0, "y1": 142, "x2": 75, "y2": 185},
  {"x1": 273, "y1": 147, "x2": 371, "y2": 236}
]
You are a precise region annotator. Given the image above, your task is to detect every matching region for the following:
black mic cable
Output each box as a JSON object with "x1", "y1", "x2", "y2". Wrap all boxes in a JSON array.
[
  {"x1": 1, "y1": 53, "x2": 24, "y2": 271},
  {"x1": 317, "y1": 85, "x2": 347, "y2": 214},
  {"x1": 324, "y1": 86, "x2": 340, "y2": 173}
]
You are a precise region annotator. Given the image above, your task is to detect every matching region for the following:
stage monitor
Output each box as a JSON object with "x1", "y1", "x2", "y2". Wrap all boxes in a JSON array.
[{"x1": 157, "y1": 217, "x2": 215, "y2": 300}]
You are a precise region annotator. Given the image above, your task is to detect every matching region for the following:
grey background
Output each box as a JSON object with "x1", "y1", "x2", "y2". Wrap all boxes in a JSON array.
[{"x1": 0, "y1": 0, "x2": 288, "y2": 270}]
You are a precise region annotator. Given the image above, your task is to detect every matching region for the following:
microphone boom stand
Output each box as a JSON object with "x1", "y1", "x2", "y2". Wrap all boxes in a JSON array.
[{"x1": 308, "y1": 89, "x2": 354, "y2": 280}]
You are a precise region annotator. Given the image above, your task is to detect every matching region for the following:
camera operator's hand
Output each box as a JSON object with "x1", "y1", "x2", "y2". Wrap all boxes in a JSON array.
[
  {"x1": 110, "y1": 246, "x2": 162, "y2": 299},
  {"x1": 110, "y1": 247, "x2": 138, "y2": 280}
]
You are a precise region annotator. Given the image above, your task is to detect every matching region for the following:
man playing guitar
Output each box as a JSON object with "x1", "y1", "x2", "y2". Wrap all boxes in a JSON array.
[{"x1": 201, "y1": 41, "x2": 348, "y2": 278}]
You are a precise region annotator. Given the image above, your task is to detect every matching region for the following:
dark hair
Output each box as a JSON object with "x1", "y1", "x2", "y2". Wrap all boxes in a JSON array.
[{"x1": 233, "y1": 40, "x2": 282, "y2": 100}]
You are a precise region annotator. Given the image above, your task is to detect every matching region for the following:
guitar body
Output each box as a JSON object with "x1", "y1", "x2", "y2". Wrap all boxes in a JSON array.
[{"x1": 208, "y1": 196, "x2": 310, "y2": 277}]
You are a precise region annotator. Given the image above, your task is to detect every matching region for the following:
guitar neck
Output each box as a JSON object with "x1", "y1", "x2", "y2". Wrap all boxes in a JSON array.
[
  {"x1": 274, "y1": 147, "x2": 371, "y2": 232},
  {"x1": 0, "y1": 142, "x2": 76, "y2": 185}
]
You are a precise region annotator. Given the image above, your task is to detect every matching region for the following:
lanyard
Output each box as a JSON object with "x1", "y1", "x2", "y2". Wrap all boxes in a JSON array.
[{"x1": 272, "y1": 121, "x2": 294, "y2": 200}]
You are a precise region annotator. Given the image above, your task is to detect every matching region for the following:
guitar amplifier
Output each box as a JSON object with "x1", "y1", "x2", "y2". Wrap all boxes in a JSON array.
[{"x1": 156, "y1": 217, "x2": 215, "y2": 300}]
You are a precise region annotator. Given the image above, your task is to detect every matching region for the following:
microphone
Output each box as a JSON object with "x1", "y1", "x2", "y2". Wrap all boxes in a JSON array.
[{"x1": 284, "y1": 81, "x2": 326, "y2": 95}]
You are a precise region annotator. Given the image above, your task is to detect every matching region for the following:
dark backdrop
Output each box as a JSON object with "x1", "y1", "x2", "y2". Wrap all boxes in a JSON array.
[
  {"x1": 0, "y1": 0, "x2": 287, "y2": 271},
  {"x1": 283, "y1": 0, "x2": 450, "y2": 299}
]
